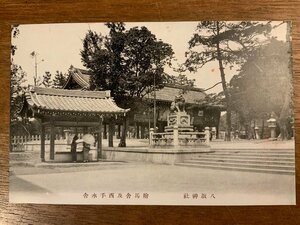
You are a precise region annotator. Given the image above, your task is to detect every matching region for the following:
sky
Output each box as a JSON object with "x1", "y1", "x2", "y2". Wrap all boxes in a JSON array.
[{"x1": 12, "y1": 21, "x2": 287, "y2": 94}]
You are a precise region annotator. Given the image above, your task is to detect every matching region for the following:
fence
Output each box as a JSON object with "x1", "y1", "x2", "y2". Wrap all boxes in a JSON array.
[{"x1": 10, "y1": 133, "x2": 88, "y2": 152}]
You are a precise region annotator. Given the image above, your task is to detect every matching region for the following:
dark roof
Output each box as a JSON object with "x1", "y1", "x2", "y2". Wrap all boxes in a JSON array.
[
  {"x1": 63, "y1": 67, "x2": 207, "y2": 104},
  {"x1": 24, "y1": 87, "x2": 129, "y2": 114},
  {"x1": 150, "y1": 85, "x2": 206, "y2": 104},
  {"x1": 63, "y1": 67, "x2": 92, "y2": 89}
]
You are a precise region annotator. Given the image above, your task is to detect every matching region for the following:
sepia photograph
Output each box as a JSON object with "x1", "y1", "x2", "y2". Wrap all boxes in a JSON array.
[{"x1": 9, "y1": 21, "x2": 295, "y2": 205}]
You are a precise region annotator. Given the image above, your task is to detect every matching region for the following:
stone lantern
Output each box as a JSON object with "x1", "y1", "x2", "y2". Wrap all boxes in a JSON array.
[
  {"x1": 254, "y1": 126, "x2": 260, "y2": 139},
  {"x1": 267, "y1": 115, "x2": 277, "y2": 141},
  {"x1": 211, "y1": 127, "x2": 216, "y2": 140}
]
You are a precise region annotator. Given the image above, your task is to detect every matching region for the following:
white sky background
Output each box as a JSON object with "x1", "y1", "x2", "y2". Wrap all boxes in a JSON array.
[{"x1": 12, "y1": 22, "x2": 287, "y2": 94}]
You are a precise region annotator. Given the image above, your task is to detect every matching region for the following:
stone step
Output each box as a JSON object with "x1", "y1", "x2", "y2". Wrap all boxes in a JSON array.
[
  {"x1": 182, "y1": 160, "x2": 295, "y2": 171},
  {"x1": 212, "y1": 149, "x2": 294, "y2": 153},
  {"x1": 175, "y1": 163, "x2": 295, "y2": 175},
  {"x1": 211, "y1": 147, "x2": 294, "y2": 151},
  {"x1": 192, "y1": 157, "x2": 294, "y2": 165},
  {"x1": 208, "y1": 152, "x2": 294, "y2": 157},
  {"x1": 197, "y1": 154, "x2": 295, "y2": 161}
]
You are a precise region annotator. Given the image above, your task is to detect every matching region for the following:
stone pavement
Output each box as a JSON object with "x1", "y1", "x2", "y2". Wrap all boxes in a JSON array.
[
  {"x1": 9, "y1": 139, "x2": 295, "y2": 205},
  {"x1": 9, "y1": 162, "x2": 295, "y2": 205}
]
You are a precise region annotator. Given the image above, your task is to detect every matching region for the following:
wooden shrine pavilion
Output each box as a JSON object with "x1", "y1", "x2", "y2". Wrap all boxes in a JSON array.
[
  {"x1": 20, "y1": 87, "x2": 129, "y2": 162},
  {"x1": 63, "y1": 67, "x2": 225, "y2": 138}
]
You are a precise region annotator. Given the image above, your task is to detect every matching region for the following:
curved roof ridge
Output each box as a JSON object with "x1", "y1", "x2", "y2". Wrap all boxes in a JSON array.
[
  {"x1": 24, "y1": 87, "x2": 129, "y2": 115},
  {"x1": 33, "y1": 87, "x2": 110, "y2": 99}
]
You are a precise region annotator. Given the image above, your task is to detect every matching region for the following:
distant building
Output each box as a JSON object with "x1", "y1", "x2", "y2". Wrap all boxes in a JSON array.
[{"x1": 63, "y1": 67, "x2": 225, "y2": 138}]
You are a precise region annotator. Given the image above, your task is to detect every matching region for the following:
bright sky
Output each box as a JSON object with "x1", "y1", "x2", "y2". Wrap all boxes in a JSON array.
[{"x1": 12, "y1": 22, "x2": 287, "y2": 93}]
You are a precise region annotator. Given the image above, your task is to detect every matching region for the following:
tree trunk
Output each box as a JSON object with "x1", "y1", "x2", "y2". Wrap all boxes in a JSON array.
[
  {"x1": 260, "y1": 118, "x2": 265, "y2": 139},
  {"x1": 278, "y1": 21, "x2": 292, "y2": 140},
  {"x1": 119, "y1": 115, "x2": 127, "y2": 147},
  {"x1": 278, "y1": 93, "x2": 291, "y2": 140},
  {"x1": 216, "y1": 110, "x2": 221, "y2": 139},
  {"x1": 216, "y1": 21, "x2": 231, "y2": 141}
]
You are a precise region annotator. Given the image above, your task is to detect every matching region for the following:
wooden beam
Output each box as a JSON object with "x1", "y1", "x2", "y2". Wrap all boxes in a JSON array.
[
  {"x1": 53, "y1": 121, "x2": 99, "y2": 127},
  {"x1": 41, "y1": 125, "x2": 45, "y2": 162},
  {"x1": 50, "y1": 121, "x2": 55, "y2": 160}
]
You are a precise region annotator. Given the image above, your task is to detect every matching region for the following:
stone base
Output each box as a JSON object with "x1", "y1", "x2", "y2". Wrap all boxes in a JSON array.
[
  {"x1": 165, "y1": 125, "x2": 194, "y2": 132},
  {"x1": 102, "y1": 147, "x2": 212, "y2": 165}
]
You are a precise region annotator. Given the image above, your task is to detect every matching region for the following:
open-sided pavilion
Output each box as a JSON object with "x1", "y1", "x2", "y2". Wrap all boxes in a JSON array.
[{"x1": 20, "y1": 87, "x2": 129, "y2": 162}]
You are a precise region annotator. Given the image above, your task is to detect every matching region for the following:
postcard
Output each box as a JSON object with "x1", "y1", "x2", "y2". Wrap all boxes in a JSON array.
[{"x1": 9, "y1": 21, "x2": 295, "y2": 205}]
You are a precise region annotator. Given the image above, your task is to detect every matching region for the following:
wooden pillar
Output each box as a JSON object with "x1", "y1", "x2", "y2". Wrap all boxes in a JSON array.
[
  {"x1": 50, "y1": 121, "x2": 55, "y2": 160},
  {"x1": 83, "y1": 127, "x2": 87, "y2": 134},
  {"x1": 108, "y1": 117, "x2": 114, "y2": 147},
  {"x1": 119, "y1": 115, "x2": 127, "y2": 147},
  {"x1": 103, "y1": 123, "x2": 107, "y2": 139},
  {"x1": 141, "y1": 125, "x2": 145, "y2": 139},
  {"x1": 60, "y1": 127, "x2": 64, "y2": 139},
  {"x1": 41, "y1": 124, "x2": 45, "y2": 162},
  {"x1": 98, "y1": 116, "x2": 103, "y2": 160},
  {"x1": 117, "y1": 125, "x2": 121, "y2": 139},
  {"x1": 136, "y1": 123, "x2": 140, "y2": 139}
]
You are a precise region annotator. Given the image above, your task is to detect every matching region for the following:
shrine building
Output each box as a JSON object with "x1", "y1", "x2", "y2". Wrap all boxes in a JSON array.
[{"x1": 63, "y1": 67, "x2": 224, "y2": 139}]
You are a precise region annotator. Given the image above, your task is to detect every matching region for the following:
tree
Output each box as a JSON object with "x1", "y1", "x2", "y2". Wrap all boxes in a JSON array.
[
  {"x1": 11, "y1": 26, "x2": 29, "y2": 136},
  {"x1": 229, "y1": 38, "x2": 292, "y2": 140},
  {"x1": 42, "y1": 71, "x2": 52, "y2": 87},
  {"x1": 81, "y1": 23, "x2": 174, "y2": 103},
  {"x1": 165, "y1": 74, "x2": 195, "y2": 87},
  {"x1": 53, "y1": 70, "x2": 68, "y2": 88},
  {"x1": 185, "y1": 21, "x2": 272, "y2": 141},
  {"x1": 11, "y1": 64, "x2": 26, "y2": 122},
  {"x1": 81, "y1": 23, "x2": 174, "y2": 146}
]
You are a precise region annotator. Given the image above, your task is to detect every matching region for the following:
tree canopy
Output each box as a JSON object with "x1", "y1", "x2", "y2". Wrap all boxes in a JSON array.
[
  {"x1": 229, "y1": 38, "x2": 292, "y2": 139},
  {"x1": 185, "y1": 21, "x2": 273, "y2": 140},
  {"x1": 81, "y1": 23, "x2": 174, "y2": 106}
]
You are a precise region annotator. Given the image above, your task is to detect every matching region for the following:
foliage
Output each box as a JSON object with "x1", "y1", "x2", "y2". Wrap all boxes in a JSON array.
[
  {"x1": 42, "y1": 71, "x2": 52, "y2": 87},
  {"x1": 11, "y1": 26, "x2": 30, "y2": 135},
  {"x1": 185, "y1": 21, "x2": 273, "y2": 140},
  {"x1": 196, "y1": 92, "x2": 225, "y2": 109},
  {"x1": 81, "y1": 23, "x2": 174, "y2": 107},
  {"x1": 11, "y1": 64, "x2": 26, "y2": 121},
  {"x1": 185, "y1": 22, "x2": 272, "y2": 71},
  {"x1": 229, "y1": 38, "x2": 292, "y2": 139},
  {"x1": 165, "y1": 74, "x2": 195, "y2": 87},
  {"x1": 53, "y1": 70, "x2": 68, "y2": 88}
]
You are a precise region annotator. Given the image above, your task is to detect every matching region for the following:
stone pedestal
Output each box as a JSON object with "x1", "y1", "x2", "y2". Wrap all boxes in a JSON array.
[
  {"x1": 165, "y1": 111, "x2": 193, "y2": 132},
  {"x1": 173, "y1": 125, "x2": 179, "y2": 146}
]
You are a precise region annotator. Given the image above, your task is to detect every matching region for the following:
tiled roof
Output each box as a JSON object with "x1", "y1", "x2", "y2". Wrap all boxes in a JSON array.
[
  {"x1": 25, "y1": 87, "x2": 129, "y2": 114},
  {"x1": 149, "y1": 85, "x2": 206, "y2": 104},
  {"x1": 64, "y1": 68, "x2": 206, "y2": 104},
  {"x1": 63, "y1": 67, "x2": 91, "y2": 89}
]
